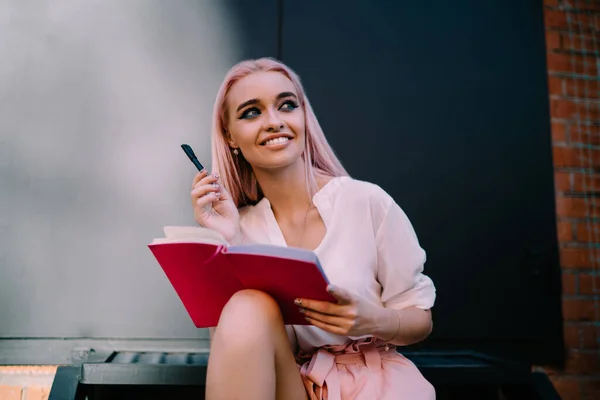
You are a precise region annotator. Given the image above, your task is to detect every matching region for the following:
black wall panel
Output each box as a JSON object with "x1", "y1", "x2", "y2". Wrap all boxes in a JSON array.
[{"x1": 279, "y1": 0, "x2": 562, "y2": 365}]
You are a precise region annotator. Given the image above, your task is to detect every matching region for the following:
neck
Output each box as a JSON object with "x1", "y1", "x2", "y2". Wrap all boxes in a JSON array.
[{"x1": 253, "y1": 159, "x2": 313, "y2": 218}]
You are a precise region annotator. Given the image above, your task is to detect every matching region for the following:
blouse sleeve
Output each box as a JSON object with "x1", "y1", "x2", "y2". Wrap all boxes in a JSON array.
[{"x1": 375, "y1": 196, "x2": 436, "y2": 310}]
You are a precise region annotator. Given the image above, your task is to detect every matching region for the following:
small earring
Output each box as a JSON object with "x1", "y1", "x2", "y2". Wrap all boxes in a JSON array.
[{"x1": 233, "y1": 148, "x2": 239, "y2": 155}]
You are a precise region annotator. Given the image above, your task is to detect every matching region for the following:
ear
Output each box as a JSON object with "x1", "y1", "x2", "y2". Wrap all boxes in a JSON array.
[
  {"x1": 226, "y1": 137, "x2": 238, "y2": 149},
  {"x1": 223, "y1": 127, "x2": 238, "y2": 149}
]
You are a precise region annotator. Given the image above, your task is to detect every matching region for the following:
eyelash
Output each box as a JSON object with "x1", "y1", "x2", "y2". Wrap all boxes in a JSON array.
[{"x1": 239, "y1": 100, "x2": 298, "y2": 120}]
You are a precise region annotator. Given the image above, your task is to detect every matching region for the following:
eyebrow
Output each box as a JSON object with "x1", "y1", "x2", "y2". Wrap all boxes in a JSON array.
[{"x1": 236, "y1": 92, "x2": 297, "y2": 112}]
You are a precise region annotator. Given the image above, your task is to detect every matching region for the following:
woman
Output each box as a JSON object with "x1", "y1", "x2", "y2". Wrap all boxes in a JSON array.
[{"x1": 190, "y1": 57, "x2": 436, "y2": 400}]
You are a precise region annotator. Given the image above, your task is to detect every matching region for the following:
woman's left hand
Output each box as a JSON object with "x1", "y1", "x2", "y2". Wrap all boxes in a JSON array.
[{"x1": 295, "y1": 285, "x2": 382, "y2": 337}]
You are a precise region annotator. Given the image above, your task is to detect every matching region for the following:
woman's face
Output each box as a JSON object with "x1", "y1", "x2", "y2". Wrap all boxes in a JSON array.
[{"x1": 225, "y1": 71, "x2": 306, "y2": 171}]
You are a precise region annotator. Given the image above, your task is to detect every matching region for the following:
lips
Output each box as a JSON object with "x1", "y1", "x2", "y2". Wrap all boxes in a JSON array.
[{"x1": 259, "y1": 133, "x2": 293, "y2": 146}]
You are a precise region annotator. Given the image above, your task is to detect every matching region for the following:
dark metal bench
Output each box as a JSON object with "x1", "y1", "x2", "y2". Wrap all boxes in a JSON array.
[{"x1": 47, "y1": 350, "x2": 561, "y2": 400}]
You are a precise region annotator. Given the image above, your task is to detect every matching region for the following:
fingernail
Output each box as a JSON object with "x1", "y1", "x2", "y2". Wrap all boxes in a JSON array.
[
  {"x1": 294, "y1": 298, "x2": 302, "y2": 305},
  {"x1": 211, "y1": 183, "x2": 219, "y2": 188},
  {"x1": 214, "y1": 192, "x2": 221, "y2": 198},
  {"x1": 212, "y1": 173, "x2": 220, "y2": 179},
  {"x1": 299, "y1": 308, "x2": 305, "y2": 313},
  {"x1": 326, "y1": 285, "x2": 334, "y2": 293}
]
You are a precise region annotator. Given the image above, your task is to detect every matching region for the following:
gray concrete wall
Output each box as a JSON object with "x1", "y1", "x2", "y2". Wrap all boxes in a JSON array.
[{"x1": 0, "y1": 0, "x2": 242, "y2": 339}]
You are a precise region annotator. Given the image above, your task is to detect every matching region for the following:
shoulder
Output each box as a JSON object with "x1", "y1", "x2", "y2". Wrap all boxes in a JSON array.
[
  {"x1": 335, "y1": 178, "x2": 421, "y2": 246},
  {"x1": 237, "y1": 199, "x2": 273, "y2": 244},
  {"x1": 238, "y1": 199, "x2": 268, "y2": 224},
  {"x1": 326, "y1": 176, "x2": 395, "y2": 211},
  {"x1": 320, "y1": 176, "x2": 397, "y2": 230}
]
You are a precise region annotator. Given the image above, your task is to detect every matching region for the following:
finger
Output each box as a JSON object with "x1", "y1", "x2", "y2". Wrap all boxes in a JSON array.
[
  {"x1": 304, "y1": 317, "x2": 346, "y2": 336},
  {"x1": 302, "y1": 309, "x2": 349, "y2": 328},
  {"x1": 193, "y1": 172, "x2": 234, "y2": 203},
  {"x1": 212, "y1": 178, "x2": 233, "y2": 201},
  {"x1": 195, "y1": 192, "x2": 220, "y2": 209},
  {"x1": 192, "y1": 169, "x2": 208, "y2": 187},
  {"x1": 193, "y1": 173, "x2": 219, "y2": 190},
  {"x1": 191, "y1": 183, "x2": 220, "y2": 199},
  {"x1": 326, "y1": 284, "x2": 354, "y2": 305},
  {"x1": 295, "y1": 298, "x2": 345, "y2": 316}
]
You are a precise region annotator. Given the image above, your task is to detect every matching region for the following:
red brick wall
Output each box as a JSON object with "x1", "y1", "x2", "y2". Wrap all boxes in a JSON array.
[
  {"x1": 0, "y1": 366, "x2": 56, "y2": 400},
  {"x1": 544, "y1": 1, "x2": 600, "y2": 399}
]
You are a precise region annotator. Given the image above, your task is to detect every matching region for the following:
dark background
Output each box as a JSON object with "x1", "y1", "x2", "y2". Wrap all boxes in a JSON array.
[
  {"x1": 0, "y1": 0, "x2": 563, "y2": 370},
  {"x1": 230, "y1": 0, "x2": 563, "y2": 366}
]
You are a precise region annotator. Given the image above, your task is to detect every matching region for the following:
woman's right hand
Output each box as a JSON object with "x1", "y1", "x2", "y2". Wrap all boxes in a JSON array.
[{"x1": 191, "y1": 170, "x2": 241, "y2": 244}]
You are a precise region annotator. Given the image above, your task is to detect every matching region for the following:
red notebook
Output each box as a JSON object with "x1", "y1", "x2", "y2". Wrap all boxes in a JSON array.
[{"x1": 148, "y1": 226, "x2": 336, "y2": 328}]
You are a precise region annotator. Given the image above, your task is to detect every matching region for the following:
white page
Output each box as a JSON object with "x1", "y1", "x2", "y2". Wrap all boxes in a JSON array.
[{"x1": 225, "y1": 244, "x2": 328, "y2": 279}]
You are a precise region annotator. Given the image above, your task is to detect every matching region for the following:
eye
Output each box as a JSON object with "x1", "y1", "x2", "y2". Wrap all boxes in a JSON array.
[
  {"x1": 279, "y1": 100, "x2": 298, "y2": 111},
  {"x1": 239, "y1": 107, "x2": 260, "y2": 120}
]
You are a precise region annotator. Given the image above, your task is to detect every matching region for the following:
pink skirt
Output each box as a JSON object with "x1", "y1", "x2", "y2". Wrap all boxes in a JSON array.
[{"x1": 295, "y1": 338, "x2": 435, "y2": 400}]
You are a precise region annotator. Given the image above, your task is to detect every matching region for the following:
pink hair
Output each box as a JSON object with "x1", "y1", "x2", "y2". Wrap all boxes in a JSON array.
[{"x1": 210, "y1": 57, "x2": 349, "y2": 208}]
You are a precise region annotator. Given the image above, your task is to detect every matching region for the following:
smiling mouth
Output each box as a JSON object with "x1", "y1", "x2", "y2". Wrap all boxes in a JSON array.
[{"x1": 261, "y1": 137, "x2": 291, "y2": 146}]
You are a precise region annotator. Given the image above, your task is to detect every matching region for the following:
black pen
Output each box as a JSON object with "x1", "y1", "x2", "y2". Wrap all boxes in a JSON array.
[{"x1": 181, "y1": 144, "x2": 205, "y2": 172}]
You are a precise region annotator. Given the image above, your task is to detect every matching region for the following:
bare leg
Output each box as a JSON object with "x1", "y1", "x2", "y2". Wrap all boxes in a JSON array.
[{"x1": 205, "y1": 289, "x2": 308, "y2": 400}]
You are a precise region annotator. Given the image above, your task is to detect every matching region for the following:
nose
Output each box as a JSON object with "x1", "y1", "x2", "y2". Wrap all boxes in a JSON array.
[
  {"x1": 265, "y1": 111, "x2": 284, "y2": 132},
  {"x1": 266, "y1": 123, "x2": 284, "y2": 133}
]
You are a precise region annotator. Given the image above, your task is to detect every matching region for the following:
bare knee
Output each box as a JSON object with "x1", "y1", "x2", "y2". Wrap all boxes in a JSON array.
[{"x1": 216, "y1": 289, "x2": 283, "y2": 339}]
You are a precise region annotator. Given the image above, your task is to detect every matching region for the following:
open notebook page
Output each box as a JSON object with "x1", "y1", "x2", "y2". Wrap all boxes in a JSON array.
[
  {"x1": 225, "y1": 244, "x2": 327, "y2": 278},
  {"x1": 151, "y1": 225, "x2": 229, "y2": 246}
]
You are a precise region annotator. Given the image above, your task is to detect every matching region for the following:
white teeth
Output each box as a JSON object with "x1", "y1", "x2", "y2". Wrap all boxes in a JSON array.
[{"x1": 264, "y1": 137, "x2": 290, "y2": 146}]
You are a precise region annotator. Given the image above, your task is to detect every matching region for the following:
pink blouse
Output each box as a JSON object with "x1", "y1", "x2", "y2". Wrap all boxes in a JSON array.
[{"x1": 238, "y1": 176, "x2": 436, "y2": 352}]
